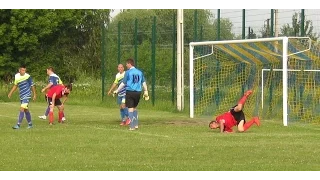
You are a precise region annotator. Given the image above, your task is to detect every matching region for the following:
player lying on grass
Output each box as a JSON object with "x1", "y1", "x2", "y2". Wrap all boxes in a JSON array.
[{"x1": 209, "y1": 90, "x2": 260, "y2": 133}]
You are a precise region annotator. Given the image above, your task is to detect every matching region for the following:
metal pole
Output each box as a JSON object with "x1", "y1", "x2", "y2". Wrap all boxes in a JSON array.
[
  {"x1": 117, "y1": 21, "x2": 121, "y2": 64},
  {"x1": 242, "y1": 9, "x2": 245, "y2": 39},
  {"x1": 134, "y1": 18, "x2": 138, "y2": 67},
  {"x1": 151, "y1": 16, "x2": 156, "y2": 106},
  {"x1": 301, "y1": 9, "x2": 305, "y2": 36},
  {"x1": 177, "y1": 9, "x2": 184, "y2": 111},
  {"x1": 271, "y1": 9, "x2": 274, "y2": 37},
  {"x1": 217, "y1": 9, "x2": 220, "y2": 40},
  {"x1": 172, "y1": 10, "x2": 176, "y2": 105}
]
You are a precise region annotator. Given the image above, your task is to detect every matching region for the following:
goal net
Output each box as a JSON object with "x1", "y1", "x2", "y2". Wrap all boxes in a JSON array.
[{"x1": 189, "y1": 37, "x2": 320, "y2": 126}]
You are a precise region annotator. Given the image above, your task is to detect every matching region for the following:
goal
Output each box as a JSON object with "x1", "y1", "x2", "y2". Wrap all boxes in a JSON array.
[{"x1": 189, "y1": 37, "x2": 320, "y2": 126}]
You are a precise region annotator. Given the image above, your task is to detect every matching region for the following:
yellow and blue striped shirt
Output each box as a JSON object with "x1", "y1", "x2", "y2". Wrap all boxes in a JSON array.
[{"x1": 14, "y1": 73, "x2": 34, "y2": 100}]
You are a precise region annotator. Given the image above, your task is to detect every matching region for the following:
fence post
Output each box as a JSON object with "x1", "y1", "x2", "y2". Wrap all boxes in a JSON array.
[
  {"x1": 301, "y1": 9, "x2": 305, "y2": 36},
  {"x1": 117, "y1": 21, "x2": 121, "y2": 64},
  {"x1": 151, "y1": 16, "x2": 156, "y2": 106},
  {"x1": 217, "y1": 9, "x2": 220, "y2": 40},
  {"x1": 242, "y1": 9, "x2": 245, "y2": 39}
]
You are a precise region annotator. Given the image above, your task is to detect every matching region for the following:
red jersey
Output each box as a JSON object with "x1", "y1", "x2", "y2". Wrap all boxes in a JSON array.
[
  {"x1": 216, "y1": 111, "x2": 237, "y2": 132},
  {"x1": 47, "y1": 85, "x2": 66, "y2": 99}
]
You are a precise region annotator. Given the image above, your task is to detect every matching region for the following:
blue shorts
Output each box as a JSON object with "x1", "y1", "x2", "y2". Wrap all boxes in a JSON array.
[
  {"x1": 20, "y1": 98, "x2": 30, "y2": 109},
  {"x1": 117, "y1": 96, "x2": 126, "y2": 105}
]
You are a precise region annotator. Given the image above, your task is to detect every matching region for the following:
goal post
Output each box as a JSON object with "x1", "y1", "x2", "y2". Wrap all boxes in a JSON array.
[{"x1": 189, "y1": 36, "x2": 318, "y2": 126}]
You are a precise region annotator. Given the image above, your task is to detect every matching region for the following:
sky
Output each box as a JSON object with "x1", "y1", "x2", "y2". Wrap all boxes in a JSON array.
[{"x1": 110, "y1": 9, "x2": 320, "y2": 37}]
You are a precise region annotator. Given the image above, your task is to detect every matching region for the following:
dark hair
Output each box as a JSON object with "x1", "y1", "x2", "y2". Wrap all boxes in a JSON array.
[
  {"x1": 47, "y1": 66, "x2": 54, "y2": 72},
  {"x1": 209, "y1": 120, "x2": 216, "y2": 127},
  {"x1": 126, "y1": 58, "x2": 135, "y2": 66},
  {"x1": 65, "y1": 83, "x2": 73, "y2": 91},
  {"x1": 20, "y1": 64, "x2": 26, "y2": 69}
]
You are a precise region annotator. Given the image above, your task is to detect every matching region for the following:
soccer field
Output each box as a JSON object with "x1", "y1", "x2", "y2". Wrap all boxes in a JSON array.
[{"x1": 0, "y1": 102, "x2": 320, "y2": 171}]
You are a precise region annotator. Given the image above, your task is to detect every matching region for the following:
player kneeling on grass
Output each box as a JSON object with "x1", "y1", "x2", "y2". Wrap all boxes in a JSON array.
[
  {"x1": 209, "y1": 90, "x2": 260, "y2": 133},
  {"x1": 46, "y1": 84, "x2": 72, "y2": 125}
]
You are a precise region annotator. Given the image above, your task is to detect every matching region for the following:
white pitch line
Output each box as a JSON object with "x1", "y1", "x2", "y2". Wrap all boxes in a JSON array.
[{"x1": 80, "y1": 125, "x2": 170, "y2": 138}]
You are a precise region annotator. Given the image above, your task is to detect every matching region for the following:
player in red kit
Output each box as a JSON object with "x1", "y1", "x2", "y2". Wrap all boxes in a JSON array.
[
  {"x1": 46, "y1": 84, "x2": 72, "y2": 125},
  {"x1": 209, "y1": 90, "x2": 260, "y2": 133}
]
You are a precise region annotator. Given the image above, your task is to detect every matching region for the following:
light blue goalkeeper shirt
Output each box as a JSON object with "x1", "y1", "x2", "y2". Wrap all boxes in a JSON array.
[{"x1": 123, "y1": 67, "x2": 145, "y2": 92}]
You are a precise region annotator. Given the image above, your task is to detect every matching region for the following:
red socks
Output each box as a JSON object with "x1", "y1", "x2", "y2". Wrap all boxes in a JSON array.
[
  {"x1": 244, "y1": 117, "x2": 260, "y2": 131},
  {"x1": 238, "y1": 90, "x2": 252, "y2": 105},
  {"x1": 58, "y1": 111, "x2": 63, "y2": 122},
  {"x1": 238, "y1": 95, "x2": 248, "y2": 105},
  {"x1": 243, "y1": 118, "x2": 255, "y2": 131},
  {"x1": 49, "y1": 111, "x2": 54, "y2": 124}
]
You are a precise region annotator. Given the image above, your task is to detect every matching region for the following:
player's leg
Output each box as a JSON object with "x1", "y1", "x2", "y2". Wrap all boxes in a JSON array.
[
  {"x1": 233, "y1": 90, "x2": 253, "y2": 112},
  {"x1": 132, "y1": 91, "x2": 141, "y2": 129},
  {"x1": 23, "y1": 99, "x2": 33, "y2": 128},
  {"x1": 56, "y1": 105, "x2": 66, "y2": 122},
  {"x1": 13, "y1": 99, "x2": 27, "y2": 129},
  {"x1": 57, "y1": 106, "x2": 66, "y2": 122},
  {"x1": 39, "y1": 95, "x2": 49, "y2": 120},
  {"x1": 48, "y1": 98, "x2": 55, "y2": 125},
  {"x1": 235, "y1": 111, "x2": 260, "y2": 132},
  {"x1": 118, "y1": 96, "x2": 126, "y2": 125},
  {"x1": 55, "y1": 99, "x2": 63, "y2": 123},
  {"x1": 125, "y1": 91, "x2": 136, "y2": 130},
  {"x1": 123, "y1": 95, "x2": 129, "y2": 124}
]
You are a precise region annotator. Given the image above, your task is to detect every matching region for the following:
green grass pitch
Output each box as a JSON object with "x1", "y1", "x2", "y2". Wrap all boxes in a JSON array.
[{"x1": 1, "y1": 102, "x2": 320, "y2": 171}]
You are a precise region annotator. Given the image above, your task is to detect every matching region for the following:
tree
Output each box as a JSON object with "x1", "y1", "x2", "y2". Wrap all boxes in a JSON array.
[
  {"x1": 0, "y1": 9, "x2": 111, "y2": 82},
  {"x1": 260, "y1": 19, "x2": 271, "y2": 38},
  {"x1": 280, "y1": 12, "x2": 319, "y2": 41},
  {"x1": 247, "y1": 27, "x2": 257, "y2": 39},
  {"x1": 107, "y1": 9, "x2": 235, "y2": 85}
]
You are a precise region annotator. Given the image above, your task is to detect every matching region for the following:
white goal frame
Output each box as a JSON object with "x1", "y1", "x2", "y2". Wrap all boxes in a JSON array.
[{"x1": 189, "y1": 37, "x2": 311, "y2": 126}]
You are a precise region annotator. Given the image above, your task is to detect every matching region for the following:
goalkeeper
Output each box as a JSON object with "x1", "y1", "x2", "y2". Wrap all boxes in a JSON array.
[
  {"x1": 114, "y1": 58, "x2": 149, "y2": 131},
  {"x1": 209, "y1": 90, "x2": 260, "y2": 133}
]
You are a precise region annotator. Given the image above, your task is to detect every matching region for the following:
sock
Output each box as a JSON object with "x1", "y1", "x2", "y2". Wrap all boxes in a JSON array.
[
  {"x1": 133, "y1": 110, "x2": 138, "y2": 127},
  {"x1": 58, "y1": 111, "x2": 63, "y2": 122},
  {"x1": 129, "y1": 111, "x2": 135, "y2": 129},
  {"x1": 44, "y1": 106, "x2": 50, "y2": 116},
  {"x1": 17, "y1": 111, "x2": 24, "y2": 124},
  {"x1": 49, "y1": 111, "x2": 54, "y2": 124},
  {"x1": 238, "y1": 94, "x2": 249, "y2": 105},
  {"x1": 120, "y1": 108, "x2": 125, "y2": 121},
  {"x1": 62, "y1": 112, "x2": 65, "y2": 118},
  {"x1": 25, "y1": 111, "x2": 32, "y2": 124},
  {"x1": 124, "y1": 107, "x2": 129, "y2": 118},
  {"x1": 243, "y1": 118, "x2": 256, "y2": 131}
]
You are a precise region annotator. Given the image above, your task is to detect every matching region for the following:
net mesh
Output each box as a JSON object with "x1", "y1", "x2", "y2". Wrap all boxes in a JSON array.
[{"x1": 192, "y1": 38, "x2": 320, "y2": 124}]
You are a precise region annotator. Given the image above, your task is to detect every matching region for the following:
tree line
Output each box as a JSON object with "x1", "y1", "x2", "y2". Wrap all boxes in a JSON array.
[{"x1": 1, "y1": 9, "x2": 318, "y2": 84}]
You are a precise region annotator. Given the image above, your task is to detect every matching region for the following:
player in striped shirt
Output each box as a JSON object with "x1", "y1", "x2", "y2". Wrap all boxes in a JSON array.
[
  {"x1": 38, "y1": 67, "x2": 66, "y2": 121},
  {"x1": 107, "y1": 64, "x2": 129, "y2": 126},
  {"x1": 8, "y1": 65, "x2": 37, "y2": 129},
  {"x1": 209, "y1": 90, "x2": 260, "y2": 133}
]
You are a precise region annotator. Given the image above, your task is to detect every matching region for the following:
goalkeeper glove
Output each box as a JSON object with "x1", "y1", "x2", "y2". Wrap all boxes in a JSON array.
[{"x1": 143, "y1": 91, "x2": 149, "y2": 101}]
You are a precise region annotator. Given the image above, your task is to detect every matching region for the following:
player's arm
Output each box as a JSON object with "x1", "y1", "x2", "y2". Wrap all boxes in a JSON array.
[
  {"x1": 142, "y1": 82, "x2": 148, "y2": 92},
  {"x1": 41, "y1": 82, "x2": 53, "y2": 93},
  {"x1": 31, "y1": 85, "x2": 36, "y2": 101},
  {"x1": 51, "y1": 93, "x2": 57, "y2": 107},
  {"x1": 107, "y1": 83, "x2": 117, "y2": 95},
  {"x1": 219, "y1": 120, "x2": 225, "y2": 133},
  {"x1": 8, "y1": 85, "x2": 18, "y2": 98},
  {"x1": 142, "y1": 81, "x2": 149, "y2": 100},
  {"x1": 115, "y1": 82, "x2": 125, "y2": 94},
  {"x1": 61, "y1": 96, "x2": 68, "y2": 105}
]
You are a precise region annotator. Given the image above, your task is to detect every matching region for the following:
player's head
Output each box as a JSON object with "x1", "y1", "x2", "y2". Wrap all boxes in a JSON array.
[
  {"x1": 118, "y1": 64, "x2": 124, "y2": 73},
  {"x1": 19, "y1": 65, "x2": 27, "y2": 76},
  {"x1": 47, "y1": 66, "x2": 54, "y2": 75},
  {"x1": 126, "y1": 58, "x2": 135, "y2": 69},
  {"x1": 64, "y1": 83, "x2": 73, "y2": 96},
  {"x1": 209, "y1": 120, "x2": 219, "y2": 129}
]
